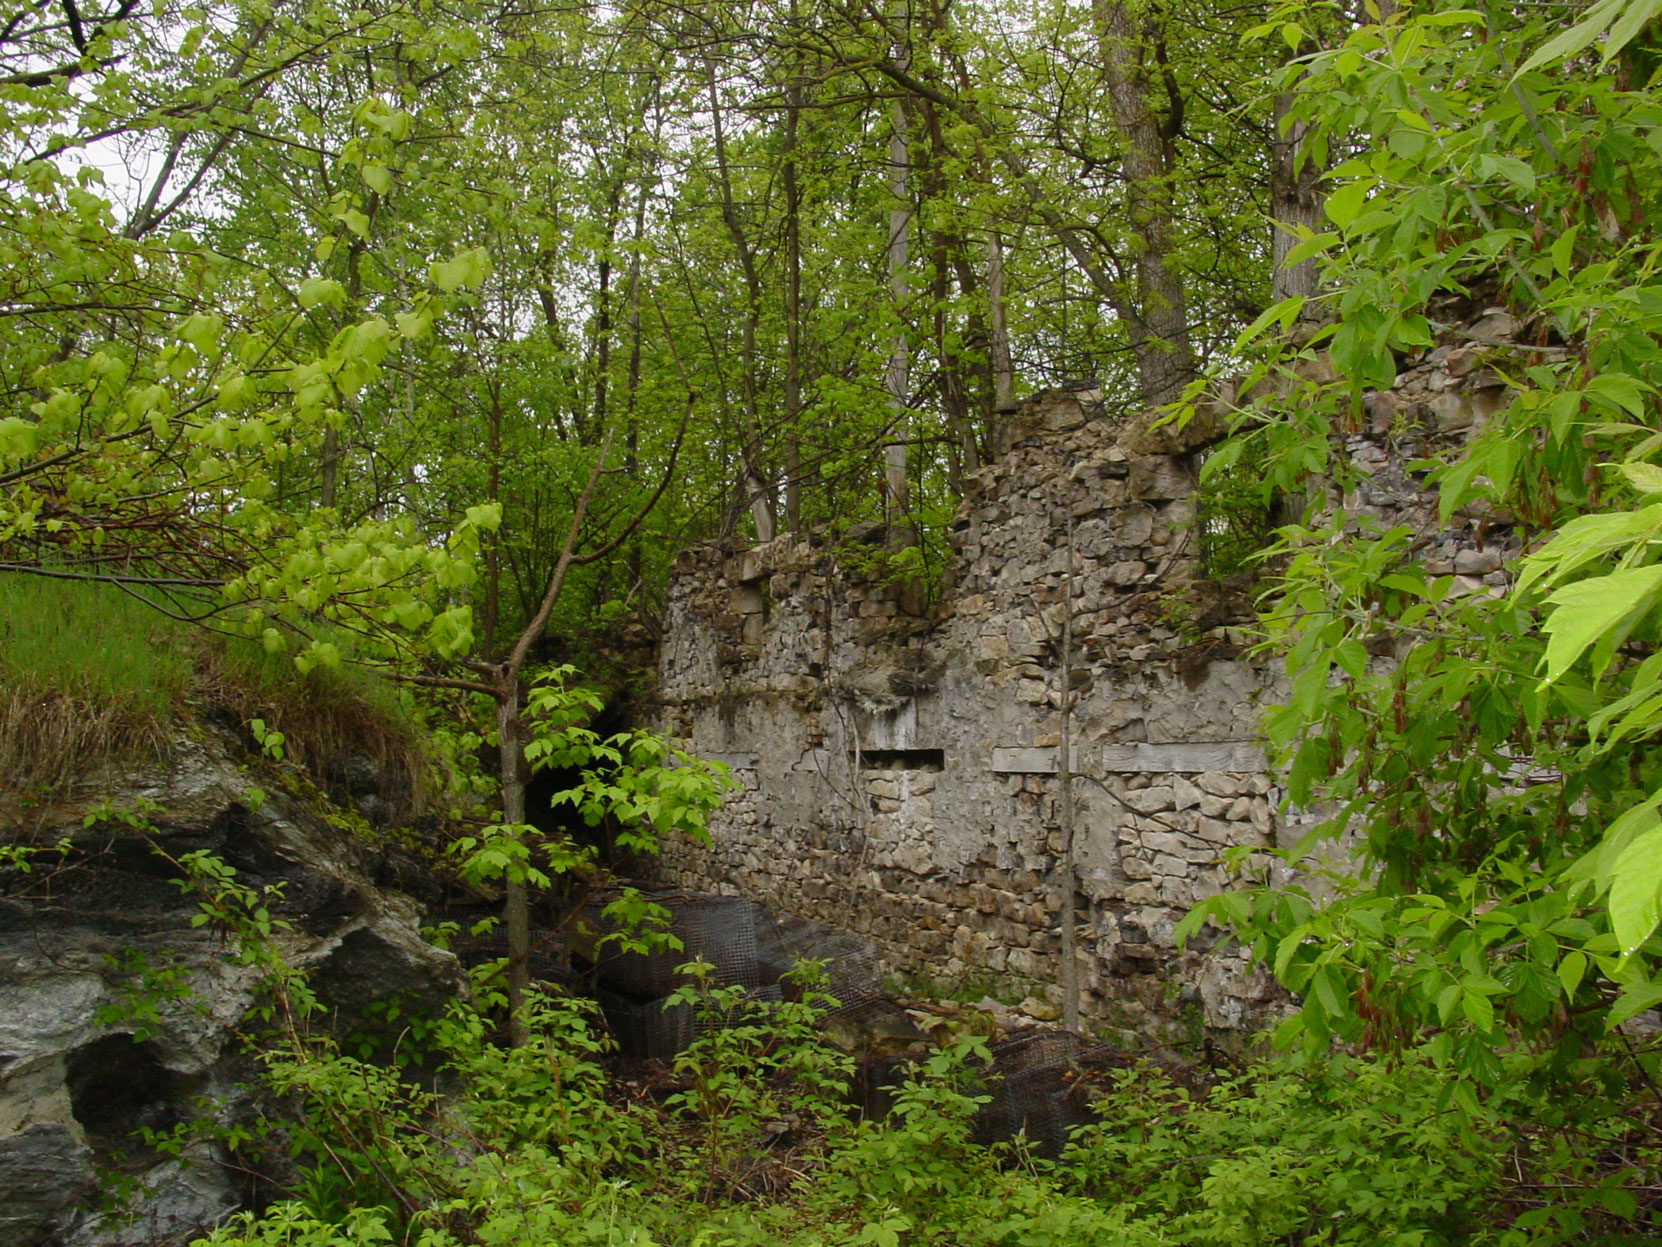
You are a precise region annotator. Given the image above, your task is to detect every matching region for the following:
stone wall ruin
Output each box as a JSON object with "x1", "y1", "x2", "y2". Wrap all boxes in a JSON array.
[{"x1": 651, "y1": 311, "x2": 1529, "y2": 1040}]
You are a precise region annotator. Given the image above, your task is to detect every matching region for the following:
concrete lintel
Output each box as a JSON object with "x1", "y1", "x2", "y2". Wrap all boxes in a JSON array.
[
  {"x1": 1097, "y1": 742, "x2": 1265, "y2": 773},
  {"x1": 703, "y1": 752, "x2": 760, "y2": 771},
  {"x1": 991, "y1": 747, "x2": 1058, "y2": 774}
]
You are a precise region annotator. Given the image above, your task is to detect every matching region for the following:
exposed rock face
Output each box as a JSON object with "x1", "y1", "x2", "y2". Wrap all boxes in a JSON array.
[
  {"x1": 652, "y1": 320, "x2": 1525, "y2": 1041},
  {"x1": 0, "y1": 724, "x2": 463, "y2": 1247}
]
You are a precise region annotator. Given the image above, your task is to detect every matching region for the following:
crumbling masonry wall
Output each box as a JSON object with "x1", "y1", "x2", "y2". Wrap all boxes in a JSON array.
[
  {"x1": 653, "y1": 394, "x2": 1284, "y2": 1037},
  {"x1": 652, "y1": 314, "x2": 1526, "y2": 1039}
]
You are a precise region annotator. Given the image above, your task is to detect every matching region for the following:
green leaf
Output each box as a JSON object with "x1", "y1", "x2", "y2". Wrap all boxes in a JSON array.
[
  {"x1": 1236, "y1": 295, "x2": 1309, "y2": 348},
  {"x1": 1601, "y1": 0, "x2": 1662, "y2": 63},
  {"x1": 1609, "y1": 823, "x2": 1662, "y2": 952},
  {"x1": 298, "y1": 277, "x2": 345, "y2": 309},
  {"x1": 393, "y1": 311, "x2": 430, "y2": 340},
  {"x1": 1607, "y1": 981, "x2": 1662, "y2": 1027},
  {"x1": 1325, "y1": 181, "x2": 1370, "y2": 229},
  {"x1": 1557, "y1": 950, "x2": 1588, "y2": 997},
  {"x1": 179, "y1": 313, "x2": 223, "y2": 355},
  {"x1": 1284, "y1": 233, "x2": 1340, "y2": 268},
  {"x1": 1476, "y1": 153, "x2": 1537, "y2": 193},
  {"x1": 1461, "y1": 985, "x2": 1496, "y2": 1032},
  {"x1": 1587, "y1": 371, "x2": 1652, "y2": 417},
  {"x1": 1540, "y1": 565, "x2": 1662, "y2": 684},
  {"x1": 1518, "y1": 0, "x2": 1630, "y2": 71},
  {"x1": 1621, "y1": 462, "x2": 1662, "y2": 494},
  {"x1": 361, "y1": 163, "x2": 392, "y2": 195},
  {"x1": 429, "y1": 247, "x2": 491, "y2": 292}
]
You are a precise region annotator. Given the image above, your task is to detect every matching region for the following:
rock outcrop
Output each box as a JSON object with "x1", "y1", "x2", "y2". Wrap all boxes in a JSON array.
[{"x1": 0, "y1": 723, "x2": 462, "y2": 1247}]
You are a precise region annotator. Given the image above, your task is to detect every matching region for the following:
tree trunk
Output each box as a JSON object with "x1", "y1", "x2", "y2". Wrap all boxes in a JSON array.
[
  {"x1": 707, "y1": 55, "x2": 777, "y2": 543},
  {"x1": 482, "y1": 382, "x2": 502, "y2": 657},
  {"x1": 588, "y1": 181, "x2": 623, "y2": 447},
  {"x1": 497, "y1": 681, "x2": 531, "y2": 1047},
  {"x1": 988, "y1": 230, "x2": 1015, "y2": 413},
  {"x1": 885, "y1": 93, "x2": 911, "y2": 521},
  {"x1": 1059, "y1": 510, "x2": 1079, "y2": 1032},
  {"x1": 782, "y1": 55, "x2": 805, "y2": 535},
  {"x1": 1098, "y1": 0, "x2": 1195, "y2": 407},
  {"x1": 1270, "y1": 88, "x2": 1322, "y2": 303}
]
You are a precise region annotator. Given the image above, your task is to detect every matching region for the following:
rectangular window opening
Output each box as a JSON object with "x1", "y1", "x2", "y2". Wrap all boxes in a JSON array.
[{"x1": 857, "y1": 748, "x2": 945, "y2": 771}]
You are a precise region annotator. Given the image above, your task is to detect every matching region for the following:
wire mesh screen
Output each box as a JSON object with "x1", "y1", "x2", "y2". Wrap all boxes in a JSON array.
[
  {"x1": 754, "y1": 910, "x2": 883, "y2": 1016},
  {"x1": 585, "y1": 892, "x2": 886, "y2": 1060},
  {"x1": 425, "y1": 906, "x2": 575, "y2": 985},
  {"x1": 597, "y1": 989, "x2": 695, "y2": 1062},
  {"x1": 971, "y1": 1030, "x2": 1120, "y2": 1158},
  {"x1": 586, "y1": 894, "x2": 766, "y2": 997},
  {"x1": 583, "y1": 893, "x2": 882, "y2": 1004}
]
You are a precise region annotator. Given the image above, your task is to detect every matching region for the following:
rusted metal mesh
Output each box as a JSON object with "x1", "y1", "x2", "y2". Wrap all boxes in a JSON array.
[
  {"x1": 425, "y1": 906, "x2": 576, "y2": 985},
  {"x1": 754, "y1": 910, "x2": 883, "y2": 1016},
  {"x1": 970, "y1": 1030, "x2": 1121, "y2": 1158},
  {"x1": 586, "y1": 894, "x2": 764, "y2": 998},
  {"x1": 583, "y1": 893, "x2": 882, "y2": 1004},
  {"x1": 600, "y1": 984, "x2": 787, "y2": 1062},
  {"x1": 856, "y1": 1029, "x2": 1119, "y2": 1156},
  {"x1": 586, "y1": 892, "x2": 884, "y2": 1058}
]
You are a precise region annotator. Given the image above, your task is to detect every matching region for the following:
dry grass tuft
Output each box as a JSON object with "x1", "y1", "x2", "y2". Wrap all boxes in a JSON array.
[
  {"x1": 0, "y1": 575, "x2": 192, "y2": 826},
  {"x1": 206, "y1": 644, "x2": 432, "y2": 824},
  {"x1": 0, "y1": 573, "x2": 431, "y2": 829}
]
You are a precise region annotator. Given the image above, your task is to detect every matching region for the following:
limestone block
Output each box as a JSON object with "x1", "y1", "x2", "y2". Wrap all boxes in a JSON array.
[
  {"x1": 1454, "y1": 547, "x2": 1502, "y2": 575},
  {"x1": 1196, "y1": 771, "x2": 1246, "y2": 797},
  {"x1": 1016, "y1": 680, "x2": 1049, "y2": 704},
  {"x1": 1427, "y1": 391, "x2": 1472, "y2": 433},
  {"x1": 1161, "y1": 878, "x2": 1194, "y2": 906},
  {"x1": 1006, "y1": 948, "x2": 1039, "y2": 976},
  {"x1": 1128, "y1": 456, "x2": 1195, "y2": 501},
  {"x1": 1116, "y1": 506, "x2": 1155, "y2": 546},
  {"x1": 1141, "y1": 831, "x2": 1186, "y2": 856},
  {"x1": 1122, "y1": 785, "x2": 1173, "y2": 815},
  {"x1": 1195, "y1": 817, "x2": 1238, "y2": 845},
  {"x1": 1152, "y1": 852, "x2": 1188, "y2": 877}
]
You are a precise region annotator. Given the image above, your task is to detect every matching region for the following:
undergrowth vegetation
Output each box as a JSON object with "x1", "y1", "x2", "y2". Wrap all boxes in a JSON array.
[
  {"x1": 174, "y1": 959, "x2": 1659, "y2": 1247},
  {"x1": 94, "y1": 842, "x2": 1650, "y2": 1247},
  {"x1": 0, "y1": 575, "x2": 193, "y2": 810}
]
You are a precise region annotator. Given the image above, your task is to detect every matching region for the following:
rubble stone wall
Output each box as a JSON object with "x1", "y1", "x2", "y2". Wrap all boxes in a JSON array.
[{"x1": 651, "y1": 312, "x2": 1527, "y2": 1039}]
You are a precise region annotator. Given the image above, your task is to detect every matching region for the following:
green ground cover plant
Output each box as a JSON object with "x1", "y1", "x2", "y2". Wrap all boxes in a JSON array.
[
  {"x1": 92, "y1": 836, "x2": 1653, "y2": 1247},
  {"x1": 178, "y1": 959, "x2": 1658, "y2": 1247}
]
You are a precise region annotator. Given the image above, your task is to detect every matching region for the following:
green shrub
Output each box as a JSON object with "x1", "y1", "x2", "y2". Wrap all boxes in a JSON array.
[
  {"x1": 178, "y1": 979, "x2": 1662, "y2": 1247},
  {"x1": 208, "y1": 635, "x2": 432, "y2": 820}
]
